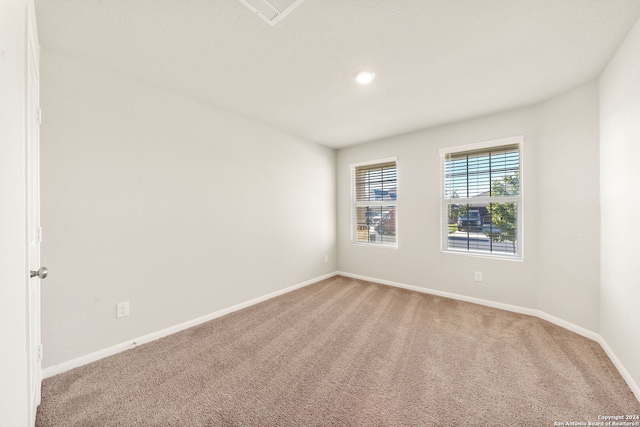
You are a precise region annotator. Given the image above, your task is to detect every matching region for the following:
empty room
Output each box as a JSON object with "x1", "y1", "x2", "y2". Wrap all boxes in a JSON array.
[{"x1": 3, "y1": 0, "x2": 640, "y2": 425}]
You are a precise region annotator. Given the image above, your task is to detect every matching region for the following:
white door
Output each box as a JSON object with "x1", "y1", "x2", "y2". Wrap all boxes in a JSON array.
[{"x1": 27, "y1": 17, "x2": 44, "y2": 425}]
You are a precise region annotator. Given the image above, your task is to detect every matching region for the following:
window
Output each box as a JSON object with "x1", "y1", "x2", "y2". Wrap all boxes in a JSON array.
[
  {"x1": 440, "y1": 137, "x2": 522, "y2": 259},
  {"x1": 350, "y1": 158, "x2": 397, "y2": 247}
]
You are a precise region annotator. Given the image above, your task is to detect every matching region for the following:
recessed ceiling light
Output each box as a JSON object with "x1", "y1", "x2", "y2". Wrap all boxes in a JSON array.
[{"x1": 355, "y1": 71, "x2": 376, "y2": 85}]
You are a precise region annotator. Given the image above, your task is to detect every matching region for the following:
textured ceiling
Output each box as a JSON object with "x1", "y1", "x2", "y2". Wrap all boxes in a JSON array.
[{"x1": 35, "y1": 0, "x2": 640, "y2": 148}]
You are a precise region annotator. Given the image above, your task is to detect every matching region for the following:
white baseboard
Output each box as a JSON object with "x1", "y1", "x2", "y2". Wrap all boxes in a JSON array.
[
  {"x1": 337, "y1": 271, "x2": 541, "y2": 319},
  {"x1": 336, "y1": 271, "x2": 639, "y2": 402},
  {"x1": 42, "y1": 271, "x2": 337, "y2": 379},
  {"x1": 42, "y1": 270, "x2": 639, "y2": 404},
  {"x1": 597, "y1": 336, "x2": 640, "y2": 403}
]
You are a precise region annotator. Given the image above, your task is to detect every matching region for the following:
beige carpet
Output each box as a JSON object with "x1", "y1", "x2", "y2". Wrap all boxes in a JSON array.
[{"x1": 36, "y1": 276, "x2": 640, "y2": 426}]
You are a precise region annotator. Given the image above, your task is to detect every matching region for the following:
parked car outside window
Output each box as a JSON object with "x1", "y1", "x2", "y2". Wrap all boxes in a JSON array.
[
  {"x1": 457, "y1": 210, "x2": 482, "y2": 232},
  {"x1": 375, "y1": 209, "x2": 396, "y2": 235},
  {"x1": 365, "y1": 209, "x2": 382, "y2": 226}
]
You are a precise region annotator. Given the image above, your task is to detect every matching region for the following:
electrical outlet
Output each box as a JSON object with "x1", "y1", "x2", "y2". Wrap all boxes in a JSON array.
[
  {"x1": 116, "y1": 301, "x2": 129, "y2": 318},
  {"x1": 474, "y1": 271, "x2": 483, "y2": 282},
  {"x1": 324, "y1": 254, "x2": 329, "y2": 263}
]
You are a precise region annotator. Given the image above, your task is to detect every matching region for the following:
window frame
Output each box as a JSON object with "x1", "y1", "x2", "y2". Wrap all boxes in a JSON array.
[
  {"x1": 439, "y1": 136, "x2": 524, "y2": 260},
  {"x1": 349, "y1": 157, "x2": 398, "y2": 249}
]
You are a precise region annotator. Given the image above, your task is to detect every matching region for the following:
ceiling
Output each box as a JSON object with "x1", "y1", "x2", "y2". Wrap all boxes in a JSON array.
[{"x1": 35, "y1": 0, "x2": 640, "y2": 148}]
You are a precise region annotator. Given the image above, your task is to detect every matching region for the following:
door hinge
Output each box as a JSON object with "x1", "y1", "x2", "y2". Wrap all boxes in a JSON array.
[
  {"x1": 37, "y1": 108, "x2": 42, "y2": 125},
  {"x1": 36, "y1": 226, "x2": 43, "y2": 243},
  {"x1": 37, "y1": 344, "x2": 43, "y2": 361}
]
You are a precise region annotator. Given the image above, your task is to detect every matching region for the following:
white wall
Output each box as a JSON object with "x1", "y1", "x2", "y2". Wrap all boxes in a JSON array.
[
  {"x1": 600, "y1": 16, "x2": 640, "y2": 392},
  {"x1": 0, "y1": 2, "x2": 36, "y2": 426},
  {"x1": 337, "y1": 108, "x2": 539, "y2": 308},
  {"x1": 536, "y1": 82, "x2": 600, "y2": 331},
  {"x1": 337, "y1": 82, "x2": 601, "y2": 332},
  {"x1": 40, "y1": 51, "x2": 336, "y2": 368}
]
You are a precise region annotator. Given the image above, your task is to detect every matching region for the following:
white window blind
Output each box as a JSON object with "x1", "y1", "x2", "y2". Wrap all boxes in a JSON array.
[
  {"x1": 350, "y1": 159, "x2": 397, "y2": 247},
  {"x1": 441, "y1": 139, "x2": 522, "y2": 258}
]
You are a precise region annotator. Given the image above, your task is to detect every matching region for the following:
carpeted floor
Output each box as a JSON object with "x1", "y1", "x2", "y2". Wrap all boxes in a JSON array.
[{"x1": 36, "y1": 276, "x2": 640, "y2": 426}]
